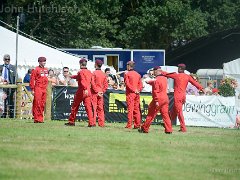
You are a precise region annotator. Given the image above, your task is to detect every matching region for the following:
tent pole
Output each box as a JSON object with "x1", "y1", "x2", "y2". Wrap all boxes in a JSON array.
[{"x1": 14, "y1": 16, "x2": 19, "y2": 118}]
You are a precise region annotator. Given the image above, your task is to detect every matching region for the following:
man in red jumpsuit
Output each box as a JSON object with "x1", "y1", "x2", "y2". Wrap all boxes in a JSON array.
[
  {"x1": 162, "y1": 64, "x2": 204, "y2": 132},
  {"x1": 139, "y1": 66, "x2": 172, "y2": 134},
  {"x1": 124, "y1": 61, "x2": 143, "y2": 129},
  {"x1": 91, "y1": 59, "x2": 108, "y2": 127},
  {"x1": 65, "y1": 58, "x2": 94, "y2": 127},
  {"x1": 30, "y1": 57, "x2": 48, "y2": 123}
]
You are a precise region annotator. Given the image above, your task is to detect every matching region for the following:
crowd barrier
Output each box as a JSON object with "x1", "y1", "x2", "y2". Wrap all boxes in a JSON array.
[
  {"x1": 181, "y1": 95, "x2": 236, "y2": 128},
  {"x1": 52, "y1": 86, "x2": 174, "y2": 123}
]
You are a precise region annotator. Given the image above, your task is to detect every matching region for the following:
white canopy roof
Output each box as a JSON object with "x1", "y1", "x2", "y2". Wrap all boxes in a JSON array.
[{"x1": 0, "y1": 26, "x2": 115, "y2": 79}]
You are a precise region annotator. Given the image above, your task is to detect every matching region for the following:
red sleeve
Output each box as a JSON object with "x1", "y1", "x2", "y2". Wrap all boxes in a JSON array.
[
  {"x1": 29, "y1": 68, "x2": 36, "y2": 91},
  {"x1": 188, "y1": 76, "x2": 203, "y2": 90},
  {"x1": 162, "y1": 72, "x2": 177, "y2": 79},
  {"x1": 153, "y1": 80, "x2": 160, "y2": 102},
  {"x1": 124, "y1": 73, "x2": 135, "y2": 93},
  {"x1": 146, "y1": 80, "x2": 155, "y2": 86},
  {"x1": 70, "y1": 75, "x2": 78, "y2": 79}
]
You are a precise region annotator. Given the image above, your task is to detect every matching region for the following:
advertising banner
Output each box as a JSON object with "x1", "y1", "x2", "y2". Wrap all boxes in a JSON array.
[
  {"x1": 52, "y1": 87, "x2": 173, "y2": 123},
  {"x1": 177, "y1": 95, "x2": 236, "y2": 127}
]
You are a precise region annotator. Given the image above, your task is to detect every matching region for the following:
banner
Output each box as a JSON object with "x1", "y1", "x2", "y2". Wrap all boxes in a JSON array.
[
  {"x1": 52, "y1": 87, "x2": 174, "y2": 123},
  {"x1": 177, "y1": 95, "x2": 236, "y2": 127}
]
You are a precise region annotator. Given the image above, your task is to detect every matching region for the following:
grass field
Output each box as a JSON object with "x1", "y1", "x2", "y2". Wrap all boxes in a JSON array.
[{"x1": 0, "y1": 119, "x2": 239, "y2": 180}]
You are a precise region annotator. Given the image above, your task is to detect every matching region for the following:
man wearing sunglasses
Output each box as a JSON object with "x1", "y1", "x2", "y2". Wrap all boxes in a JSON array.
[{"x1": 0, "y1": 54, "x2": 16, "y2": 118}]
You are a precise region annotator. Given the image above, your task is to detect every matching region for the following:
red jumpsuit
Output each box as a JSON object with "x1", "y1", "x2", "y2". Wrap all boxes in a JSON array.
[
  {"x1": 30, "y1": 66, "x2": 48, "y2": 123},
  {"x1": 141, "y1": 75, "x2": 172, "y2": 133},
  {"x1": 163, "y1": 72, "x2": 203, "y2": 132},
  {"x1": 124, "y1": 69, "x2": 143, "y2": 129},
  {"x1": 91, "y1": 68, "x2": 108, "y2": 127},
  {"x1": 68, "y1": 68, "x2": 94, "y2": 126}
]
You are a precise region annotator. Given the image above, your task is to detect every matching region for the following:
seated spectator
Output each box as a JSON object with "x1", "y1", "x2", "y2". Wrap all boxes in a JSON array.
[
  {"x1": 186, "y1": 74, "x2": 200, "y2": 95},
  {"x1": 58, "y1": 67, "x2": 77, "y2": 86},
  {"x1": 48, "y1": 69, "x2": 58, "y2": 86},
  {"x1": 205, "y1": 80, "x2": 214, "y2": 95}
]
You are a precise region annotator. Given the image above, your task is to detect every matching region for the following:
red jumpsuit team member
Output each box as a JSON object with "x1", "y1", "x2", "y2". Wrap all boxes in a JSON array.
[
  {"x1": 139, "y1": 66, "x2": 172, "y2": 134},
  {"x1": 124, "y1": 61, "x2": 143, "y2": 129},
  {"x1": 91, "y1": 59, "x2": 108, "y2": 127},
  {"x1": 162, "y1": 64, "x2": 204, "y2": 132},
  {"x1": 65, "y1": 58, "x2": 94, "y2": 127},
  {"x1": 30, "y1": 57, "x2": 48, "y2": 123}
]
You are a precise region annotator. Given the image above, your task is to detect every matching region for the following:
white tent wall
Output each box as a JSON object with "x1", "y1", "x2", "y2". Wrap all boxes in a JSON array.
[
  {"x1": 223, "y1": 58, "x2": 240, "y2": 111},
  {"x1": 0, "y1": 26, "x2": 115, "y2": 80}
]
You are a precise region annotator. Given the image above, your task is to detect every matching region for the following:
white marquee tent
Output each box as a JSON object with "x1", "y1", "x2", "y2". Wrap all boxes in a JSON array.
[
  {"x1": 0, "y1": 25, "x2": 115, "y2": 79},
  {"x1": 223, "y1": 58, "x2": 240, "y2": 111}
]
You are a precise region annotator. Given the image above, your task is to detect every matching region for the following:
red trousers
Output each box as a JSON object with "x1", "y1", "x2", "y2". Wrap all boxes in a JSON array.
[
  {"x1": 68, "y1": 90, "x2": 93, "y2": 125},
  {"x1": 142, "y1": 99, "x2": 172, "y2": 133},
  {"x1": 170, "y1": 97, "x2": 186, "y2": 132},
  {"x1": 125, "y1": 93, "x2": 141, "y2": 128},
  {"x1": 32, "y1": 87, "x2": 47, "y2": 122},
  {"x1": 92, "y1": 93, "x2": 105, "y2": 127}
]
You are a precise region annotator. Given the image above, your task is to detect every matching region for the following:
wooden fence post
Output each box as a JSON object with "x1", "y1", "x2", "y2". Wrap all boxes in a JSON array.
[
  {"x1": 45, "y1": 81, "x2": 52, "y2": 121},
  {"x1": 16, "y1": 82, "x2": 22, "y2": 119}
]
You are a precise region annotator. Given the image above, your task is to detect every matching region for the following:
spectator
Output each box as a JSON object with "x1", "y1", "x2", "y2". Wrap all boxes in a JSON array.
[
  {"x1": 105, "y1": 68, "x2": 115, "y2": 89},
  {"x1": 0, "y1": 54, "x2": 16, "y2": 118},
  {"x1": 212, "y1": 88, "x2": 219, "y2": 95},
  {"x1": 58, "y1": 67, "x2": 76, "y2": 86},
  {"x1": 23, "y1": 69, "x2": 32, "y2": 91},
  {"x1": 148, "y1": 69, "x2": 155, "y2": 79},
  {"x1": 48, "y1": 69, "x2": 58, "y2": 86},
  {"x1": 205, "y1": 80, "x2": 214, "y2": 95},
  {"x1": 0, "y1": 77, "x2": 7, "y2": 115},
  {"x1": 142, "y1": 74, "x2": 153, "y2": 92},
  {"x1": 118, "y1": 82, "x2": 126, "y2": 91}
]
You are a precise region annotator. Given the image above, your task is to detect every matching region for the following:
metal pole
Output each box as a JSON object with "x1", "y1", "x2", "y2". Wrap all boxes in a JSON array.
[{"x1": 14, "y1": 16, "x2": 19, "y2": 118}]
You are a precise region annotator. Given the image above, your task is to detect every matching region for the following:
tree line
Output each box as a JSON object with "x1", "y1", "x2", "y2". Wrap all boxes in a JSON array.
[{"x1": 1, "y1": 0, "x2": 240, "y2": 50}]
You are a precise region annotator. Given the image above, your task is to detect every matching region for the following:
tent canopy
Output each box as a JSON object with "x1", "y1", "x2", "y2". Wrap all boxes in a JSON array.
[{"x1": 0, "y1": 26, "x2": 115, "y2": 79}]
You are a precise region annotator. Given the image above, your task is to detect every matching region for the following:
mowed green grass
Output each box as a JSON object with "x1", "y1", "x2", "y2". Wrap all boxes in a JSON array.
[{"x1": 0, "y1": 119, "x2": 239, "y2": 180}]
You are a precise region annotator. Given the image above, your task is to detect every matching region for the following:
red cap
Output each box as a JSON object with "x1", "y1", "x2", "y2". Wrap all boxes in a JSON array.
[
  {"x1": 127, "y1": 61, "x2": 135, "y2": 65},
  {"x1": 153, "y1": 66, "x2": 161, "y2": 70},
  {"x1": 212, "y1": 88, "x2": 219, "y2": 93},
  {"x1": 79, "y1": 58, "x2": 87, "y2": 63},
  {"x1": 178, "y1": 63, "x2": 186, "y2": 68},
  {"x1": 38, "y1": 57, "x2": 46, "y2": 62},
  {"x1": 95, "y1": 59, "x2": 103, "y2": 65}
]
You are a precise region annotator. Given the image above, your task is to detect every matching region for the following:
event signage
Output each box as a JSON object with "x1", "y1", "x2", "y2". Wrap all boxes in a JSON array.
[{"x1": 177, "y1": 95, "x2": 236, "y2": 127}]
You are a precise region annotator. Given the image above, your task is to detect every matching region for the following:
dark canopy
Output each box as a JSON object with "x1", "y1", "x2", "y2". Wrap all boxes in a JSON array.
[{"x1": 166, "y1": 28, "x2": 240, "y2": 73}]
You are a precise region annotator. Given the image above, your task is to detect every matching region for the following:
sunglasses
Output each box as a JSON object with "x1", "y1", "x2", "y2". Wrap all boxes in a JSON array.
[
  {"x1": 64, "y1": 71, "x2": 69, "y2": 73},
  {"x1": 4, "y1": 59, "x2": 10, "y2": 61}
]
